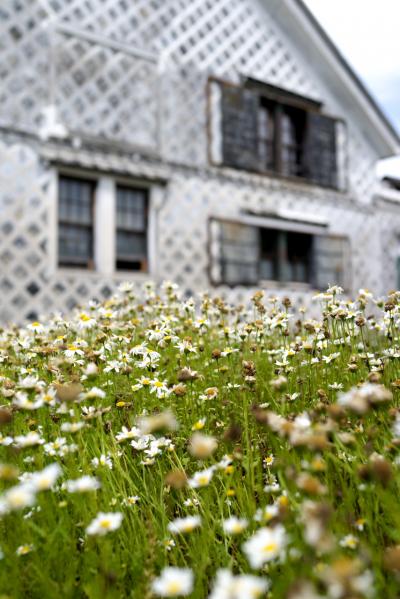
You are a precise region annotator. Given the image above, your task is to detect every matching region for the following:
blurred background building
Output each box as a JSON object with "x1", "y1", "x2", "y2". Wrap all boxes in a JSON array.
[{"x1": 1, "y1": 0, "x2": 400, "y2": 323}]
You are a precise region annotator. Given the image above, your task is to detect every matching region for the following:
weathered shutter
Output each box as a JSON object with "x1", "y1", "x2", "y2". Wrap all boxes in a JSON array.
[
  {"x1": 304, "y1": 113, "x2": 338, "y2": 188},
  {"x1": 209, "y1": 219, "x2": 259, "y2": 285},
  {"x1": 221, "y1": 83, "x2": 260, "y2": 171},
  {"x1": 312, "y1": 235, "x2": 350, "y2": 291}
]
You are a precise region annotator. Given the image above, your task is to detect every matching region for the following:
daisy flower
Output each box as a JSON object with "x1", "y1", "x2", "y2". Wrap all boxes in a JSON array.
[
  {"x1": 91, "y1": 454, "x2": 113, "y2": 470},
  {"x1": 86, "y1": 512, "x2": 123, "y2": 536},
  {"x1": 16, "y1": 544, "x2": 34, "y2": 556},
  {"x1": 27, "y1": 321, "x2": 44, "y2": 334},
  {"x1": 242, "y1": 525, "x2": 287, "y2": 568},
  {"x1": 167, "y1": 516, "x2": 201, "y2": 534},
  {"x1": 151, "y1": 567, "x2": 194, "y2": 597},
  {"x1": 122, "y1": 495, "x2": 140, "y2": 506},
  {"x1": 29, "y1": 463, "x2": 62, "y2": 491},
  {"x1": 209, "y1": 569, "x2": 269, "y2": 599},
  {"x1": 0, "y1": 483, "x2": 36, "y2": 513},
  {"x1": 188, "y1": 467, "x2": 215, "y2": 488},
  {"x1": 65, "y1": 476, "x2": 101, "y2": 493},
  {"x1": 339, "y1": 534, "x2": 359, "y2": 549},
  {"x1": 222, "y1": 516, "x2": 248, "y2": 535}
]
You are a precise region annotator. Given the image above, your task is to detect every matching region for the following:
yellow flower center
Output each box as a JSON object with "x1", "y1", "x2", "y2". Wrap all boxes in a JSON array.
[
  {"x1": 166, "y1": 582, "x2": 182, "y2": 594},
  {"x1": 263, "y1": 542, "x2": 278, "y2": 554}
]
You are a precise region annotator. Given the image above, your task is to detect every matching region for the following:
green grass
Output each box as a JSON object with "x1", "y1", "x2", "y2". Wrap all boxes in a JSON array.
[{"x1": 0, "y1": 283, "x2": 399, "y2": 598}]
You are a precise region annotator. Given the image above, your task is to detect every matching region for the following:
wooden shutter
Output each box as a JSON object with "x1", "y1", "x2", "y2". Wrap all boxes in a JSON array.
[
  {"x1": 221, "y1": 83, "x2": 260, "y2": 171},
  {"x1": 312, "y1": 235, "x2": 350, "y2": 291},
  {"x1": 209, "y1": 219, "x2": 259, "y2": 285},
  {"x1": 304, "y1": 113, "x2": 338, "y2": 188}
]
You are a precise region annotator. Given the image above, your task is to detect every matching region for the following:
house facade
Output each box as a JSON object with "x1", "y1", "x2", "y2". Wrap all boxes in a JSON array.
[{"x1": 1, "y1": 0, "x2": 400, "y2": 324}]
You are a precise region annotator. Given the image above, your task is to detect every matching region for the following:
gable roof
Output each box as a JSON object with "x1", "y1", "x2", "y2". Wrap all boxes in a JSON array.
[{"x1": 268, "y1": 0, "x2": 400, "y2": 157}]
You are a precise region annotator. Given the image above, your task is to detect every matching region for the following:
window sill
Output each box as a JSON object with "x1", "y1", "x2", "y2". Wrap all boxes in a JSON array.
[
  {"x1": 217, "y1": 163, "x2": 344, "y2": 193},
  {"x1": 56, "y1": 267, "x2": 151, "y2": 280},
  {"x1": 259, "y1": 279, "x2": 312, "y2": 291},
  {"x1": 114, "y1": 270, "x2": 149, "y2": 279}
]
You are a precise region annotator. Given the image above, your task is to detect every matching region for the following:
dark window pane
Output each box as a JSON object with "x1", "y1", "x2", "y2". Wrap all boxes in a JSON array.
[
  {"x1": 222, "y1": 261, "x2": 258, "y2": 285},
  {"x1": 281, "y1": 109, "x2": 306, "y2": 178},
  {"x1": 219, "y1": 222, "x2": 259, "y2": 285},
  {"x1": 116, "y1": 187, "x2": 146, "y2": 230},
  {"x1": 116, "y1": 186, "x2": 148, "y2": 271},
  {"x1": 116, "y1": 231, "x2": 146, "y2": 258},
  {"x1": 116, "y1": 260, "x2": 144, "y2": 271},
  {"x1": 258, "y1": 102, "x2": 275, "y2": 171},
  {"x1": 286, "y1": 232, "x2": 312, "y2": 283},
  {"x1": 312, "y1": 236, "x2": 348, "y2": 289},
  {"x1": 260, "y1": 228, "x2": 312, "y2": 284},
  {"x1": 215, "y1": 220, "x2": 315, "y2": 287},
  {"x1": 58, "y1": 224, "x2": 92, "y2": 265},
  {"x1": 59, "y1": 177, "x2": 93, "y2": 224},
  {"x1": 260, "y1": 228, "x2": 279, "y2": 280},
  {"x1": 58, "y1": 176, "x2": 94, "y2": 267}
]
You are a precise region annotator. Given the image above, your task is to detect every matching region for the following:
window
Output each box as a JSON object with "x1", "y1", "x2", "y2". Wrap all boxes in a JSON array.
[
  {"x1": 220, "y1": 222, "x2": 259, "y2": 285},
  {"x1": 217, "y1": 79, "x2": 339, "y2": 189},
  {"x1": 116, "y1": 186, "x2": 148, "y2": 271},
  {"x1": 280, "y1": 107, "x2": 306, "y2": 178},
  {"x1": 210, "y1": 219, "x2": 349, "y2": 289},
  {"x1": 57, "y1": 174, "x2": 152, "y2": 274},
  {"x1": 58, "y1": 176, "x2": 94, "y2": 268},
  {"x1": 260, "y1": 229, "x2": 312, "y2": 283},
  {"x1": 257, "y1": 101, "x2": 275, "y2": 171}
]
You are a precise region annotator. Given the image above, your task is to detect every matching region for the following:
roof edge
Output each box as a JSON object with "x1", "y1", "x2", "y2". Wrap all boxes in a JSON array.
[{"x1": 281, "y1": 0, "x2": 400, "y2": 155}]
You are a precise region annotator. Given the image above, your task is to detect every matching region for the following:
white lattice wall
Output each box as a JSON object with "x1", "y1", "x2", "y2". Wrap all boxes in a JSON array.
[
  {"x1": 0, "y1": 141, "x2": 144, "y2": 323},
  {"x1": 0, "y1": 0, "x2": 399, "y2": 324},
  {"x1": 55, "y1": 33, "x2": 159, "y2": 150},
  {"x1": 0, "y1": 0, "x2": 386, "y2": 193}
]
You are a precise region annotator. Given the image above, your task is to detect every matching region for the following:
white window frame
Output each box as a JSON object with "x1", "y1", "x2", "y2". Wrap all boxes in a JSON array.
[{"x1": 48, "y1": 167, "x2": 161, "y2": 279}]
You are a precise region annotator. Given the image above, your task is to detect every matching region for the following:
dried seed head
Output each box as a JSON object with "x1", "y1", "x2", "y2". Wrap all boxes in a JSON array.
[
  {"x1": 55, "y1": 383, "x2": 83, "y2": 402},
  {"x1": 370, "y1": 456, "x2": 393, "y2": 487},
  {"x1": 296, "y1": 473, "x2": 327, "y2": 495},
  {"x1": 177, "y1": 367, "x2": 199, "y2": 382},
  {"x1": 384, "y1": 546, "x2": 400, "y2": 572},
  {"x1": 211, "y1": 349, "x2": 221, "y2": 360},
  {"x1": 172, "y1": 383, "x2": 187, "y2": 397},
  {"x1": 0, "y1": 408, "x2": 13, "y2": 425},
  {"x1": 242, "y1": 360, "x2": 256, "y2": 377},
  {"x1": 367, "y1": 372, "x2": 381, "y2": 383},
  {"x1": 188, "y1": 433, "x2": 218, "y2": 459},
  {"x1": 164, "y1": 470, "x2": 188, "y2": 490},
  {"x1": 223, "y1": 423, "x2": 242, "y2": 442}
]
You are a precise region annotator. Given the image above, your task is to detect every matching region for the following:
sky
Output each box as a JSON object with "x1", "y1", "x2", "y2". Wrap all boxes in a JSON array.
[{"x1": 303, "y1": 0, "x2": 400, "y2": 176}]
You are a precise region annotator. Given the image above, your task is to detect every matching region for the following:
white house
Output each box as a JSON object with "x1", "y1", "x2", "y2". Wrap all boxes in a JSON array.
[{"x1": 1, "y1": 0, "x2": 400, "y2": 324}]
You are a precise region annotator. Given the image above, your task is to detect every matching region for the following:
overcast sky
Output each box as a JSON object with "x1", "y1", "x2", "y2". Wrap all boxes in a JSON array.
[{"x1": 303, "y1": 0, "x2": 400, "y2": 175}]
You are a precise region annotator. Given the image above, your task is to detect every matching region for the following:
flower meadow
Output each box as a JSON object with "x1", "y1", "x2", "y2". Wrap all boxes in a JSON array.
[{"x1": 0, "y1": 282, "x2": 400, "y2": 598}]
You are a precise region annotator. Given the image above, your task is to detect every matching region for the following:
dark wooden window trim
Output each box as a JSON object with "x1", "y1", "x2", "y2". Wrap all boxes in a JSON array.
[
  {"x1": 245, "y1": 77, "x2": 322, "y2": 112},
  {"x1": 58, "y1": 175, "x2": 95, "y2": 269},
  {"x1": 115, "y1": 185, "x2": 148, "y2": 273},
  {"x1": 208, "y1": 76, "x2": 343, "y2": 191},
  {"x1": 208, "y1": 217, "x2": 350, "y2": 291}
]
